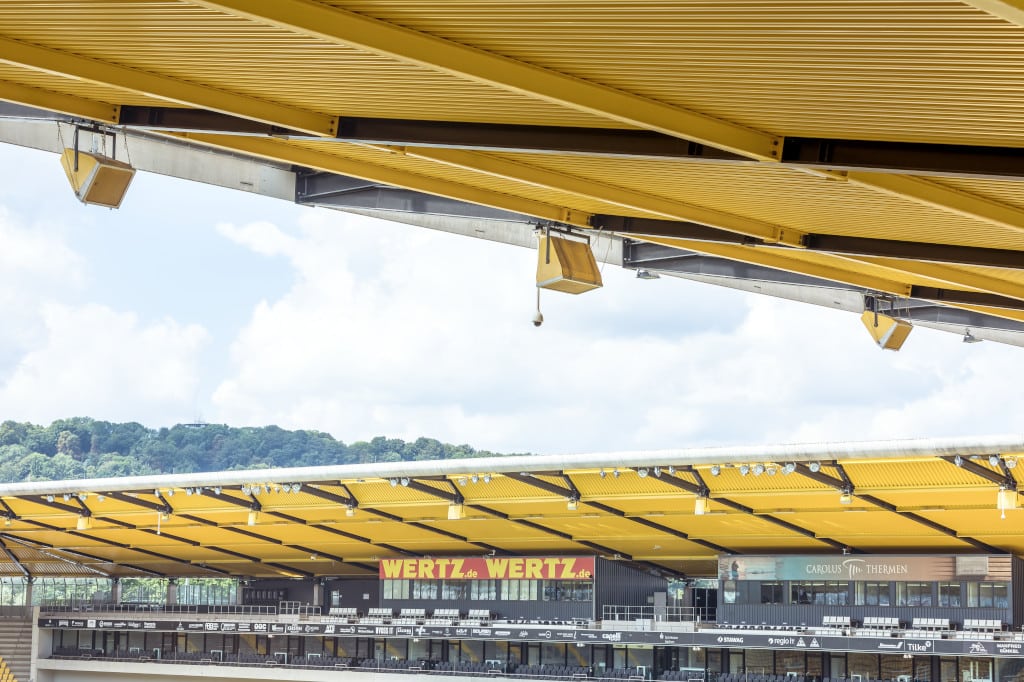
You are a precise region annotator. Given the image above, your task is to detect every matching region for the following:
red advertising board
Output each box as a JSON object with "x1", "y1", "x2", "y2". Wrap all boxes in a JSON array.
[{"x1": 379, "y1": 556, "x2": 595, "y2": 581}]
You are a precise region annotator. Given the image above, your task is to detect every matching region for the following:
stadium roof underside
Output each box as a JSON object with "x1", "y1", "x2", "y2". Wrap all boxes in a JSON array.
[
  {"x1": 6, "y1": 3, "x2": 1024, "y2": 344},
  {"x1": 0, "y1": 436, "x2": 1020, "y2": 581}
]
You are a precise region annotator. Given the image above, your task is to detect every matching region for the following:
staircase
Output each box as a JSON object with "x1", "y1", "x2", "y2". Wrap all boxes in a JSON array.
[{"x1": 0, "y1": 614, "x2": 33, "y2": 682}]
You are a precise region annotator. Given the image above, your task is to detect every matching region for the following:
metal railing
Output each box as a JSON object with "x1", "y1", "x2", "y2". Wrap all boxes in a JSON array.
[{"x1": 602, "y1": 605, "x2": 705, "y2": 623}]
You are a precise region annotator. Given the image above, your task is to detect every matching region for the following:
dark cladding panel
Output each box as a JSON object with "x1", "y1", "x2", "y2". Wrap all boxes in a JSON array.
[
  {"x1": 325, "y1": 577, "x2": 379, "y2": 611},
  {"x1": 594, "y1": 558, "x2": 667, "y2": 620},
  {"x1": 1013, "y1": 556, "x2": 1024, "y2": 629}
]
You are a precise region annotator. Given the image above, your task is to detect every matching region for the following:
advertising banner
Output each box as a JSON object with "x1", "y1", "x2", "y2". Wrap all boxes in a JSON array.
[
  {"x1": 717, "y1": 555, "x2": 1006, "y2": 582},
  {"x1": 379, "y1": 556, "x2": 595, "y2": 580}
]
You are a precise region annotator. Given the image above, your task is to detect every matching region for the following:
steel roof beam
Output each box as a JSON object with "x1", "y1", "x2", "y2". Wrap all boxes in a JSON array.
[
  {"x1": 102, "y1": 493, "x2": 284, "y2": 570},
  {"x1": 304, "y1": 480, "x2": 504, "y2": 557},
  {"x1": 516, "y1": 473, "x2": 734, "y2": 555},
  {"x1": 188, "y1": 488, "x2": 371, "y2": 574},
  {"x1": 404, "y1": 478, "x2": 628, "y2": 557},
  {"x1": 0, "y1": 534, "x2": 137, "y2": 577},
  {"x1": 792, "y1": 463, "x2": 1004, "y2": 554},
  {"x1": 188, "y1": 0, "x2": 780, "y2": 160},
  {"x1": 782, "y1": 137, "x2": 1024, "y2": 181},
  {"x1": 603, "y1": 215, "x2": 1024, "y2": 273},
  {"x1": 110, "y1": 490, "x2": 313, "y2": 577},
  {"x1": 940, "y1": 455, "x2": 1016, "y2": 488},
  {"x1": 117, "y1": 107, "x2": 1024, "y2": 182},
  {"x1": 961, "y1": 1, "x2": 1024, "y2": 28},
  {"x1": 467, "y1": 501, "x2": 631, "y2": 561},
  {"x1": 14, "y1": 517, "x2": 198, "y2": 575},
  {"x1": 652, "y1": 469, "x2": 851, "y2": 552},
  {"x1": 0, "y1": 538, "x2": 30, "y2": 578},
  {"x1": 180, "y1": 133, "x2": 591, "y2": 228},
  {"x1": 0, "y1": 79, "x2": 119, "y2": 123},
  {"x1": 0, "y1": 36, "x2": 337, "y2": 137},
  {"x1": 365, "y1": 506, "x2": 507, "y2": 556},
  {"x1": 911, "y1": 287, "x2": 1024, "y2": 312},
  {"x1": 390, "y1": 146, "x2": 795, "y2": 243}
]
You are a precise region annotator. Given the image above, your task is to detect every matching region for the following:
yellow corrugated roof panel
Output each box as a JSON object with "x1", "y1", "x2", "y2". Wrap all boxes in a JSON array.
[{"x1": 332, "y1": 0, "x2": 1024, "y2": 144}]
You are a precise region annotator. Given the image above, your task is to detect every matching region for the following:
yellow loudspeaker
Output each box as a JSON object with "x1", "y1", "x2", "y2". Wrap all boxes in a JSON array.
[
  {"x1": 536, "y1": 234, "x2": 603, "y2": 294},
  {"x1": 860, "y1": 311, "x2": 912, "y2": 351},
  {"x1": 60, "y1": 148, "x2": 136, "y2": 208}
]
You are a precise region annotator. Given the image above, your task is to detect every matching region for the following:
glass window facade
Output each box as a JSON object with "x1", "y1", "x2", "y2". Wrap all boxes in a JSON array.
[{"x1": 382, "y1": 578, "x2": 591, "y2": 602}]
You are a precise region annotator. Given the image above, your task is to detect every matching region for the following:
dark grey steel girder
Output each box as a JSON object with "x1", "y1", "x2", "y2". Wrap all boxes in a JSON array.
[
  {"x1": 515, "y1": 473, "x2": 735, "y2": 555},
  {"x1": 940, "y1": 455, "x2": 1016, "y2": 489},
  {"x1": 107, "y1": 106, "x2": 1024, "y2": 180},
  {"x1": 0, "y1": 538, "x2": 30, "y2": 577},
  {"x1": 185, "y1": 488, "x2": 381, "y2": 572},
  {"x1": 601, "y1": 214, "x2": 1024, "y2": 273},
  {"x1": 645, "y1": 468, "x2": 853, "y2": 553},
  {"x1": 780, "y1": 137, "x2": 1024, "y2": 181},
  {"x1": 104, "y1": 491, "x2": 304, "y2": 576},
  {"x1": 0, "y1": 534, "x2": 155, "y2": 577},
  {"x1": 296, "y1": 171, "x2": 532, "y2": 222},
  {"x1": 625, "y1": 241, "x2": 1024, "y2": 333},
  {"x1": 792, "y1": 463, "x2": 1004, "y2": 554}
]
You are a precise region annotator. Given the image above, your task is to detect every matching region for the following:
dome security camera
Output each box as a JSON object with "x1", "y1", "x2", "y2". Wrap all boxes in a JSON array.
[{"x1": 532, "y1": 310, "x2": 544, "y2": 327}]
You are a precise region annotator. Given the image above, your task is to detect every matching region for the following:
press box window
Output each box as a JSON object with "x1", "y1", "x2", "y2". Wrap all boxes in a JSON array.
[
  {"x1": 760, "y1": 582, "x2": 784, "y2": 605},
  {"x1": 939, "y1": 582, "x2": 961, "y2": 607},
  {"x1": 897, "y1": 582, "x2": 932, "y2": 607},
  {"x1": 967, "y1": 582, "x2": 1009, "y2": 608},
  {"x1": 854, "y1": 582, "x2": 890, "y2": 606},
  {"x1": 383, "y1": 580, "x2": 409, "y2": 599}
]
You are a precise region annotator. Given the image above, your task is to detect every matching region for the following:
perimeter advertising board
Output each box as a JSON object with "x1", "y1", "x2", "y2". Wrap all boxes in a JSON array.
[{"x1": 38, "y1": 616, "x2": 1024, "y2": 658}]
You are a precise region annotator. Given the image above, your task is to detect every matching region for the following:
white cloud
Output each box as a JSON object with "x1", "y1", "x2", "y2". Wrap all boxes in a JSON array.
[
  {"x1": 0, "y1": 303, "x2": 208, "y2": 425},
  {"x1": 211, "y1": 210, "x2": 1023, "y2": 454},
  {"x1": 0, "y1": 207, "x2": 86, "y2": 355}
]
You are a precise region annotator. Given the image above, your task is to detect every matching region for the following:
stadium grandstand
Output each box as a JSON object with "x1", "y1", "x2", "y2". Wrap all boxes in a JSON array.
[{"x1": 0, "y1": 435, "x2": 1019, "y2": 682}]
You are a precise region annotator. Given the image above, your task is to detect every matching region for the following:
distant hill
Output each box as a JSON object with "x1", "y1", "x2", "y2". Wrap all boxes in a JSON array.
[{"x1": 0, "y1": 418, "x2": 523, "y2": 482}]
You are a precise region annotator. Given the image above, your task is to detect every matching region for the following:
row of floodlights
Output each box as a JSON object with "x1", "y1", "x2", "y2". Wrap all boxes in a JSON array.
[
  {"x1": 954, "y1": 455, "x2": 1018, "y2": 469},
  {"x1": 598, "y1": 466, "x2": 677, "y2": 478},
  {"x1": 390, "y1": 474, "x2": 496, "y2": 487},
  {"x1": 719, "y1": 462, "x2": 810, "y2": 477},
  {"x1": 241, "y1": 483, "x2": 303, "y2": 496}
]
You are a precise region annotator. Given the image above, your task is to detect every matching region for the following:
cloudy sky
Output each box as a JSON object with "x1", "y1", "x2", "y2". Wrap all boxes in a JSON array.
[{"x1": 0, "y1": 143, "x2": 1020, "y2": 454}]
